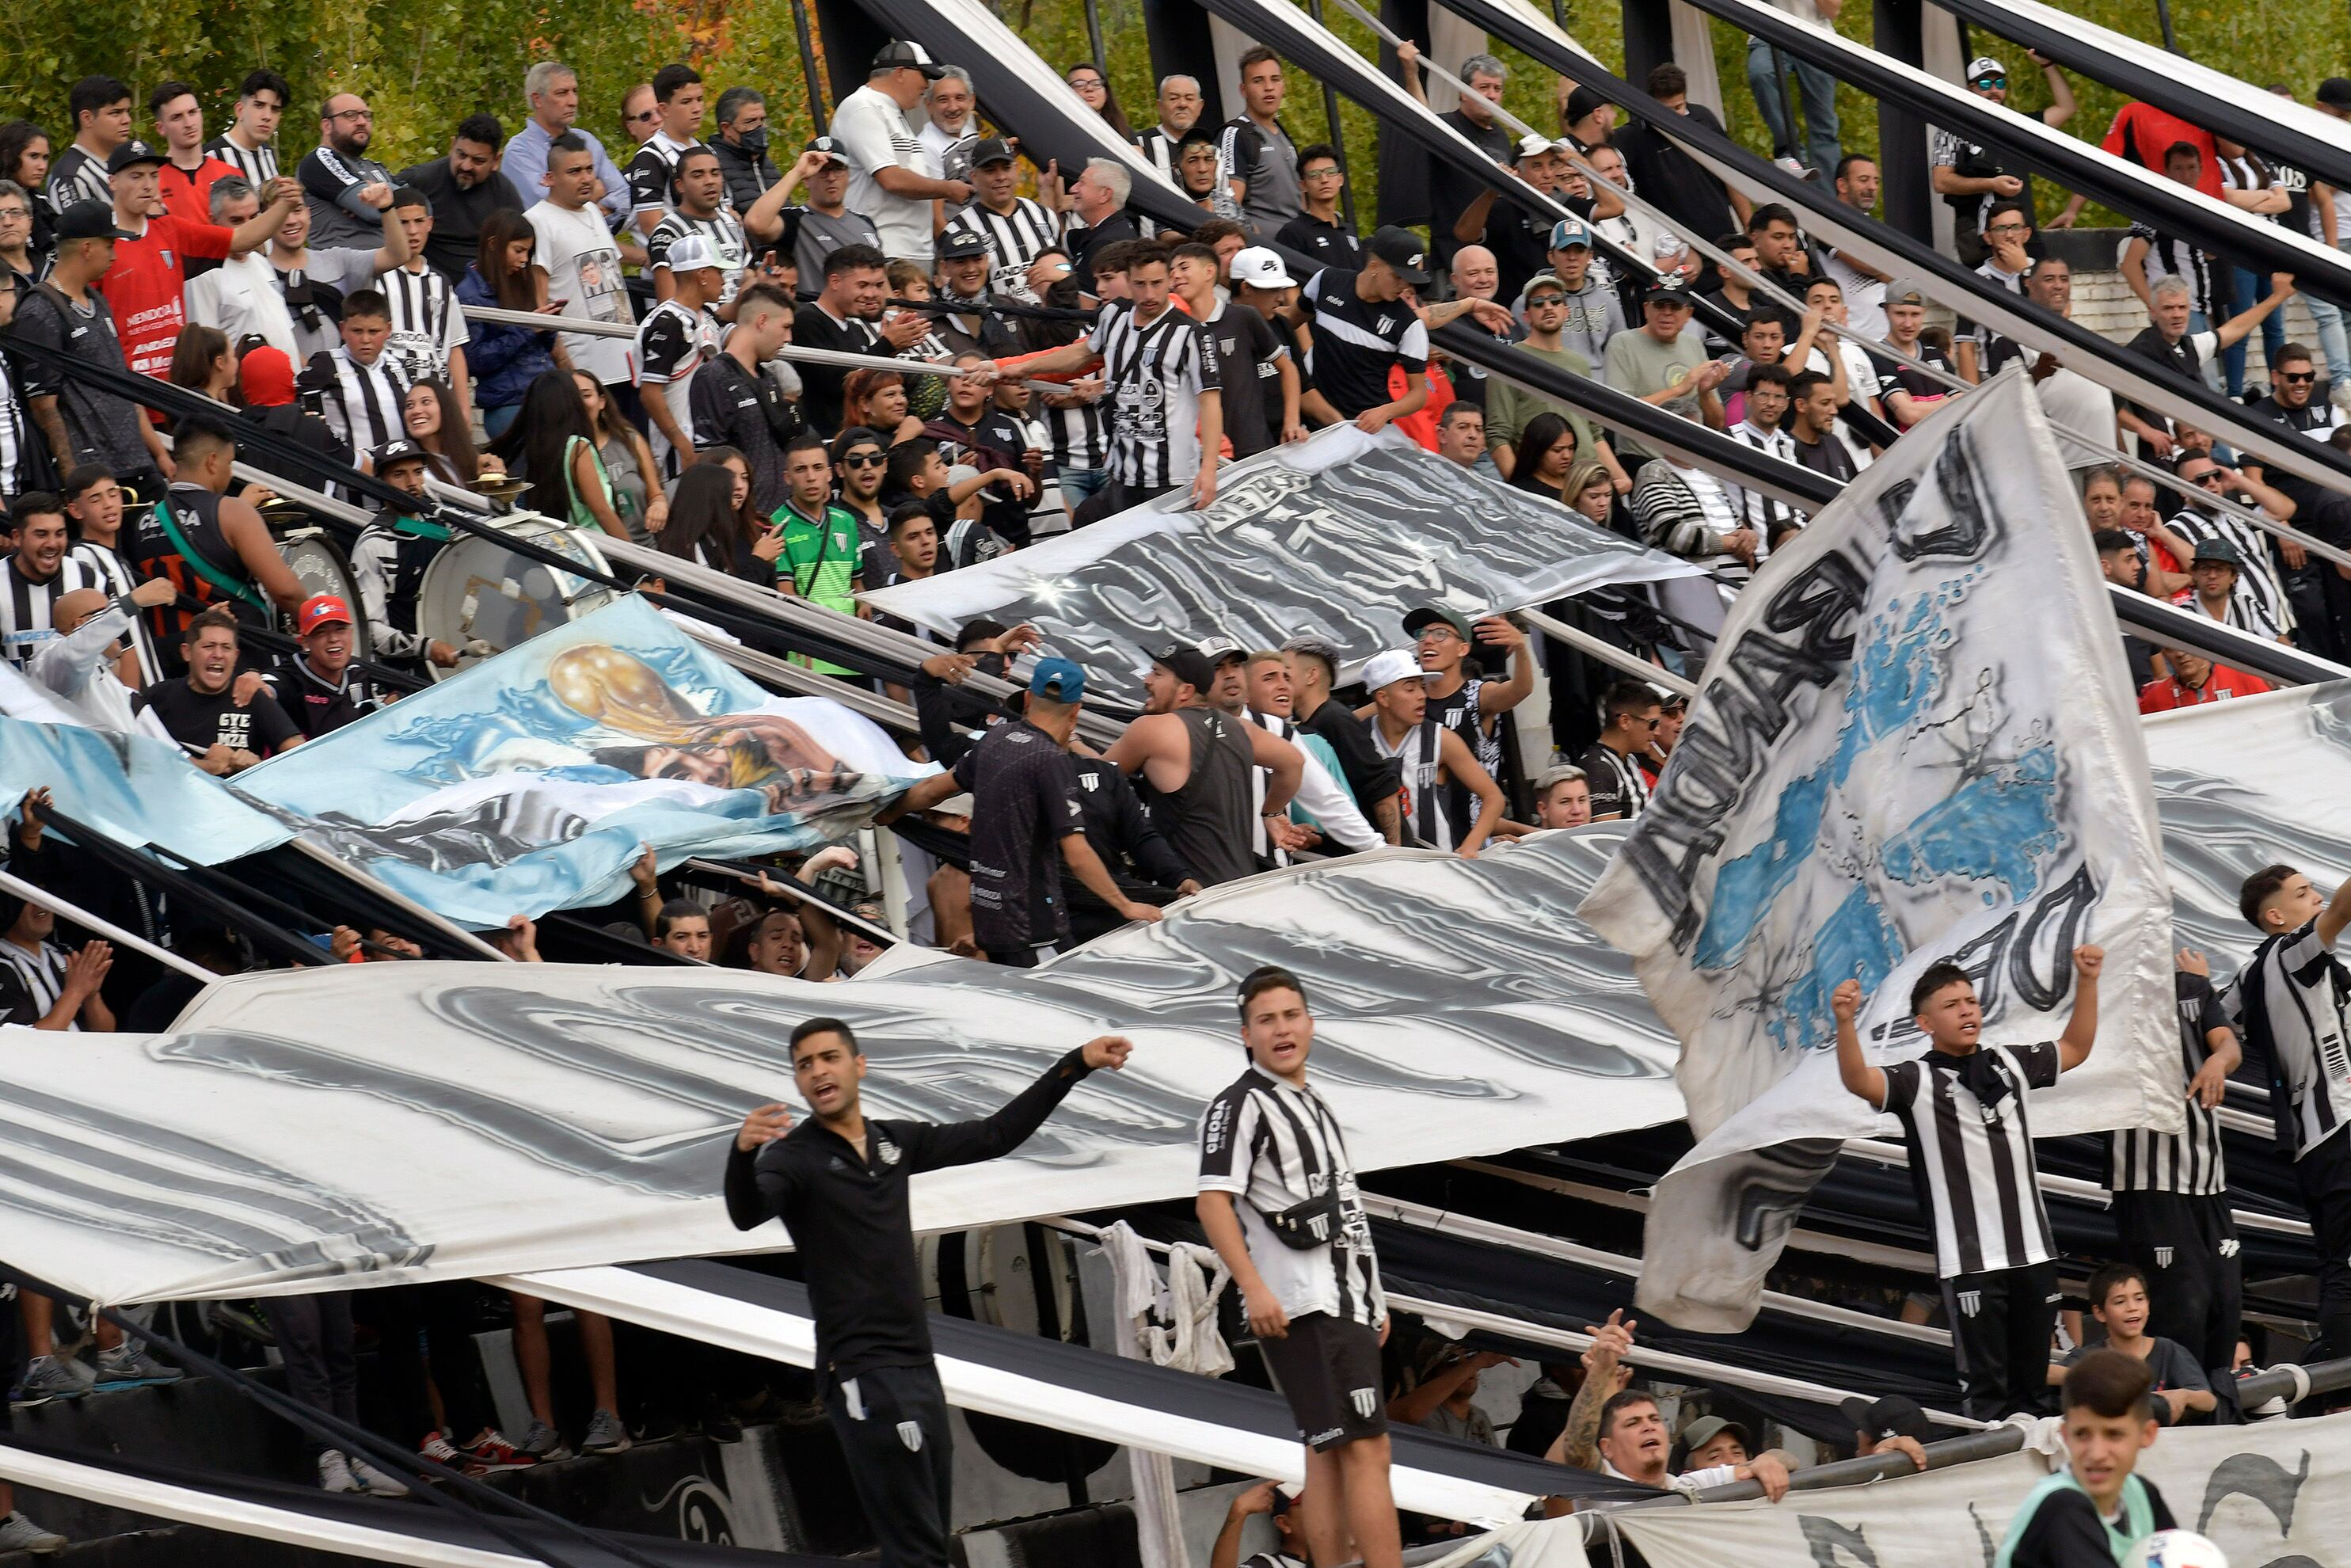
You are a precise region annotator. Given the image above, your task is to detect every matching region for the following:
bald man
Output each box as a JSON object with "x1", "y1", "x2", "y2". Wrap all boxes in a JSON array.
[
  {"x1": 29, "y1": 581, "x2": 176, "y2": 735},
  {"x1": 1444, "y1": 242, "x2": 1519, "y2": 411}
]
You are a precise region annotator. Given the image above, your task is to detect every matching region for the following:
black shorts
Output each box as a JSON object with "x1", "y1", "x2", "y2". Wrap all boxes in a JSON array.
[{"x1": 1257, "y1": 1311, "x2": 1386, "y2": 1452}]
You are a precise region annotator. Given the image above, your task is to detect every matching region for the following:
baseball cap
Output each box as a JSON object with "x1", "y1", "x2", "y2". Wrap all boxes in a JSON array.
[
  {"x1": 1548, "y1": 217, "x2": 1592, "y2": 251},
  {"x1": 298, "y1": 594, "x2": 355, "y2": 634},
  {"x1": 1966, "y1": 55, "x2": 2007, "y2": 83},
  {"x1": 1524, "y1": 272, "x2": 1570, "y2": 302},
  {"x1": 1883, "y1": 279, "x2": 1928, "y2": 308},
  {"x1": 661, "y1": 231, "x2": 725, "y2": 275},
  {"x1": 968, "y1": 135, "x2": 1016, "y2": 167},
  {"x1": 1361, "y1": 648, "x2": 1425, "y2": 691},
  {"x1": 1197, "y1": 634, "x2": 1246, "y2": 666},
  {"x1": 2320, "y1": 78, "x2": 2351, "y2": 110},
  {"x1": 1230, "y1": 246, "x2": 1296, "y2": 290},
  {"x1": 1839, "y1": 1394, "x2": 1934, "y2": 1444},
  {"x1": 52, "y1": 200, "x2": 134, "y2": 243},
  {"x1": 2193, "y1": 536, "x2": 2244, "y2": 567},
  {"x1": 1513, "y1": 131, "x2": 1555, "y2": 161},
  {"x1": 1151, "y1": 642, "x2": 1216, "y2": 692},
  {"x1": 936, "y1": 222, "x2": 990, "y2": 260},
  {"x1": 873, "y1": 40, "x2": 949, "y2": 78},
  {"x1": 1369, "y1": 225, "x2": 1432, "y2": 287},
  {"x1": 239, "y1": 344, "x2": 297, "y2": 407},
  {"x1": 1642, "y1": 278, "x2": 1695, "y2": 306},
  {"x1": 805, "y1": 135, "x2": 851, "y2": 167},
  {"x1": 1565, "y1": 86, "x2": 1612, "y2": 124},
  {"x1": 106, "y1": 140, "x2": 166, "y2": 175},
  {"x1": 374, "y1": 437, "x2": 429, "y2": 470},
  {"x1": 1029, "y1": 657, "x2": 1086, "y2": 702},
  {"x1": 1676, "y1": 1415, "x2": 1752, "y2": 1463},
  {"x1": 1403, "y1": 606, "x2": 1474, "y2": 642}
]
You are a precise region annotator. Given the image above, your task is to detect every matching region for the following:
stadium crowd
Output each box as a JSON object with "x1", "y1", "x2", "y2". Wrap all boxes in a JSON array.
[{"x1": 0, "y1": 28, "x2": 2342, "y2": 1566}]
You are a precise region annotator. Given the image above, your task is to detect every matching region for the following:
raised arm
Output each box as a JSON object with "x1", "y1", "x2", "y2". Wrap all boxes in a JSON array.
[
  {"x1": 1545, "y1": 1309, "x2": 1634, "y2": 1472},
  {"x1": 1832, "y1": 977, "x2": 1887, "y2": 1108},
  {"x1": 2056, "y1": 944, "x2": 2104, "y2": 1072},
  {"x1": 907, "y1": 1037, "x2": 1131, "y2": 1170},
  {"x1": 2319, "y1": 873, "x2": 2351, "y2": 950}
]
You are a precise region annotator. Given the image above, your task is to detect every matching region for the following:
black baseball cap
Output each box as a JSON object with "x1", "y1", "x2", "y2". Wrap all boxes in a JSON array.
[
  {"x1": 2318, "y1": 78, "x2": 2351, "y2": 109},
  {"x1": 969, "y1": 136, "x2": 1016, "y2": 168},
  {"x1": 1369, "y1": 225, "x2": 1432, "y2": 287},
  {"x1": 873, "y1": 40, "x2": 949, "y2": 79},
  {"x1": 805, "y1": 135, "x2": 850, "y2": 168},
  {"x1": 52, "y1": 200, "x2": 134, "y2": 242},
  {"x1": 1643, "y1": 278, "x2": 1695, "y2": 307},
  {"x1": 107, "y1": 140, "x2": 167, "y2": 175},
  {"x1": 936, "y1": 223, "x2": 989, "y2": 260},
  {"x1": 1150, "y1": 643, "x2": 1216, "y2": 692},
  {"x1": 2193, "y1": 536, "x2": 2243, "y2": 568},
  {"x1": 1565, "y1": 86, "x2": 1612, "y2": 125},
  {"x1": 1839, "y1": 1394, "x2": 1934, "y2": 1445},
  {"x1": 1403, "y1": 606, "x2": 1474, "y2": 642},
  {"x1": 372, "y1": 438, "x2": 429, "y2": 470}
]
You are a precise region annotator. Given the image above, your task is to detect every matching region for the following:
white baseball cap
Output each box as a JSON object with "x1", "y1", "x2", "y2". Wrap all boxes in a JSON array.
[
  {"x1": 1361, "y1": 649, "x2": 1426, "y2": 691},
  {"x1": 661, "y1": 232, "x2": 725, "y2": 275},
  {"x1": 1229, "y1": 246, "x2": 1295, "y2": 289}
]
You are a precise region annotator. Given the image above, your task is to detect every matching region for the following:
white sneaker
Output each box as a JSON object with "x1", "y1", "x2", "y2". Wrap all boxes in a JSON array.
[
  {"x1": 0, "y1": 1510, "x2": 67, "y2": 1553},
  {"x1": 347, "y1": 1453, "x2": 411, "y2": 1498},
  {"x1": 318, "y1": 1449, "x2": 359, "y2": 1494}
]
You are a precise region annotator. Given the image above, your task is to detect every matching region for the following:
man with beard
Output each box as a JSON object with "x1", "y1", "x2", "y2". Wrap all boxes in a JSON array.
[
  {"x1": 135, "y1": 607, "x2": 301, "y2": 772},
  {"x1": 395, "y1": 115, "x2": 526, "y2": 281},
  {"x1": 300, "y1": 93, "x2": 398, "y2": 248},
  {"x1": 1105, "y1": 644, "x2": 1303, "y2": 886},
  {"x1": 0, "y1": 495, "x2": 76, "y2": 668},
  {"x1": 930, "y1": 223, "x2": 1021, "y2": 360}
]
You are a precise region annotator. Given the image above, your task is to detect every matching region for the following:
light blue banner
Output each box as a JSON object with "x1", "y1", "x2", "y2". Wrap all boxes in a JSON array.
[{"x1": 0, "y1": 717, "x2": 291, "y2": 864}]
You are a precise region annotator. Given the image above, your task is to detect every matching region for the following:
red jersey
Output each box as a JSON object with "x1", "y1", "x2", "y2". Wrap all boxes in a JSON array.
[
  {"x1": 2138, "y1": 664, "x2": 2270, "y2": 713},
  {"x1": 2102, "y1": 104, "x2": 2222, "y2": 202},
  {"x1": 158, "y1": 156, "x2": 241, "y2": 223},
  {"x1": 97, "y1": 214, "x2": 234, "y2": 379}
]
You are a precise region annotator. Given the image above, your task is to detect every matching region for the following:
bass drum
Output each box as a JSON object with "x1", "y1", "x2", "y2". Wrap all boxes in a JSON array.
[
  {"x1": 277, "y1": 527, "x2": 373, "y2": 662},
  {"x1": 414, "y1": 515, "x2": 618, "y2": 680}
]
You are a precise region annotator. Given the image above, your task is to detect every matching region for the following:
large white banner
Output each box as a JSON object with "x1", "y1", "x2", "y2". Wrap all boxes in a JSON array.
[
  {"x1": 1608, "y1": 1413, "x2": 2351, "y2": 1568},
  {"x1": 0, "y1": 839, "x2": 1678, "y2": 1308},
  {"x1": 1578, "y1": 375, "x2": 2177, "y2": 1330}
]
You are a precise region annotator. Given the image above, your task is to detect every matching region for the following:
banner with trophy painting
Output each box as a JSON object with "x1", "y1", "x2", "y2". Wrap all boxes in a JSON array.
[{"x1": 236, "y1": 596, "x2": 932, "y2": 928}]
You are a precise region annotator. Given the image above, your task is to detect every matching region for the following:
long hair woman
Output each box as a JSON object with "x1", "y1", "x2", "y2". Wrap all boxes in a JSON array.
[
  {"x1": 1507, "y1": 413, "x2": 1581, "y2": 503},
  {"x1": 456, "y1": 209, "x2": 558, "y2": 440},
  {"x1": 841, "y1": 367, "x2": 921, "y2": 445},
  {"x1": 573, "y1": 369, "x2": 665, "y2": 540},
  {"x1": 493, "y1": 369, "x2": 627, "y2": 537},
  {"x1": 168, "y1": 325, "x2": 238, "y2": 405},
  {"x1": 402, "y1": 379, "x2": 500, "y2": 486},
  {"x1": 1064, "y1": 63, "x2": 1134, "y2": 141},
  {"x1": 658, "y1": 461, "x2": 748, "y2": 575},
  {"x1": 0, "y1": 123, "x2": 52, "y2": 266}
]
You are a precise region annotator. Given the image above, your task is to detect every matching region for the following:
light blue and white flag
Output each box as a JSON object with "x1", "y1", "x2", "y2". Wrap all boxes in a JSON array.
[
  {"x1": 236, "y1": 596, "x2": 931, "y2": 928},
  {"x1": 1579, "y1": 373, "x2": 2176, "y2": 1330}
]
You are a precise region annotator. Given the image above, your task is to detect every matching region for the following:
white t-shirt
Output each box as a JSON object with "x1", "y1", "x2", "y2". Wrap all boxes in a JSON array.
[
  {"x1": 527, "y1": 200, "x2": 636, "y2": 386},
  {"x1": 1805, "y1": 337, "x2": 1884, "y2": 404},
  {"x1": 1822, "y1": 249, "x2": 1887, "y2": 341},
  {"x1": 830, "y1": 84, "x2": 937, "y2": 261}
]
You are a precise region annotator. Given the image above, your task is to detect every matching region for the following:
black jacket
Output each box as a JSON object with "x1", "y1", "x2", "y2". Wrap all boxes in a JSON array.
[
  {"x1": 724, "y1": 1048, "x2": 1096, "y2": 1385},
  {"x1": 711, "y1": 137, "x2": 784, "y2": 217}
]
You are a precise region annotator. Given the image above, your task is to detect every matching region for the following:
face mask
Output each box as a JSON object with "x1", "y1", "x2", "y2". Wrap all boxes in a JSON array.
[{"x1": 736, "y1": 125, "x2": 769, "y2": 157}]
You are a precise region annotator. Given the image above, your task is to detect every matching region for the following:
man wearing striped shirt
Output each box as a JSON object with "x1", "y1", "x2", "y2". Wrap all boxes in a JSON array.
[
  {"x1": 0, "y1": 496, "x2": 73, "y2": 668},
  {"x1": 44, "y1": 77, "x2": 132, "y2": 219},
  {"x1": 1836, "y1": 945, "x2": 2105, "y2": 1420},
  {"x1": 206, "y1": 70, "x2": 291, "y2": 187},
  {"x1": 961, "y1": 139, "x2": 1063, "y2": 306},
  {"x1": 2109, "y1": 949, "x2": 2243, "y2": 1374},
  {"x1": 1198, "y1": 967, "x2": 1401, "y2": 1568},
  {"x1": 2231, "y1": 863, "x2": 2351, "y2": 1362},
  {"x1": 382, "y1": 188, "x2": 471, "y2": 405}
]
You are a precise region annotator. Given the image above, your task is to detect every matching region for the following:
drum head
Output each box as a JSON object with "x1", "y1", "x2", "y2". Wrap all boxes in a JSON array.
[
  {"x1": 415, "y1": 518, "x2": 618, "y2": 680},
  {"x1": 276, "y1": 529, "x2": 373, "y2": 663}
]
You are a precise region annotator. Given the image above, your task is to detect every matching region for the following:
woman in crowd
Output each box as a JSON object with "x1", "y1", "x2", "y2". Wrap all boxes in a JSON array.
[
  {"x1": 1562, "y1": 458, "x2": 1629, "y2": 536},
  {"x1": 657, "y1": 461, "x2": 749, "y2": 575},
  {"x1": 168, "y1": 325, "x2": 239, "y2": 405},
  {"x1": 572, "y1": 371, "x2": 664, "y2": 541},
  {"x1": 403, "y1": 380, "x2": 502, "y2": 487},
  {"x1": 0, "y1": 122, "x2": 52, "y2": 269},
  {"x1": 1507, "y1": 413, "x2": 1581, "y2": 506},
  {"x1": 497, "y1": 370, "x2": 628, "y2": 539},
  {"x1": 1065, "y1": 63, "x2": 1134, "y2": 141},
  {"x1": 457, "y1": 211, "x2": 559, "y2": 441},
  {"x1": 841, "y1": 367, "x2": 923, "y2": 446}
]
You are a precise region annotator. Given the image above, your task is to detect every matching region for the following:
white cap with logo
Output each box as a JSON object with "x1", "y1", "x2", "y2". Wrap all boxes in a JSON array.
[
  {"x1": 1360, "y1": 649, "x2": 1427, "y2": 691},
  {"x1": 1229, "y1": 246, "x2": 1296, "y2": 290}
]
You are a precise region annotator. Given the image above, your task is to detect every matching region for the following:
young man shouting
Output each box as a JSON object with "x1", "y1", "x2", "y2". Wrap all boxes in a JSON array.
[
  {"x1": 1835, "y1": 945, "x2": 2105, "y2": 1419},
  {"x1": 1200, "y1": 967, "x2": 1400, "y2": 1568}
]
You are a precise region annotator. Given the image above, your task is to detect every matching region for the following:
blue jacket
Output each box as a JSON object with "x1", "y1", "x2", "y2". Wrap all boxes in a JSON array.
[{"x1": 455, "y1": 265, "x2": 557, "y2": 409}]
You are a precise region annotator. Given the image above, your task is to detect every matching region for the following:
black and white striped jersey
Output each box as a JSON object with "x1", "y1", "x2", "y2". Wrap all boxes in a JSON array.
[
  {"x1": 1046, "y1": 398, "x2": 1107, "y2": 470},
  {"x1": 379, "y1": 265, "x2": 469, "y2": 386},
  {"x1": 0, "y1": 937, "x2": 74, "y2": 1029},
  {"x1": 963, "y1": 197, "x2": 1060, "y2": 304},
  {"x1": 1198, "y1": 1064, "x2": 1385, "y2": 1327},
  {"x1": 1724, "y1": 422, "x2": 1802, "y2": 544},
  {"x1": 2227, "y1": 916, "x2": 2351, "y2": 1161},
  {"x1": 1086, "y1": 301, "x2": 1218, "y2": 489},
  {"x1": 0, "y1": 556, "x2": 67, "y2": 668},
  {"x1": 1368, "y1": 716, "x2": 1451, "y2": 851},
  {"x1": 1881, "y1": 1041, "x2": 2061, "y2": 1278},
  {"x1": 318, "y1": 348, "x2": 412, "y2": 459},
  {"x1": 43, "y1": 146, "x2": 111, "y2": 218},
  {"x1": 2110, "y1": 974, "x2": 2230, "y2": 1196},
  {"x1": 648, "y1": 207, "x2": 751, "y2": 303},
  {"x1": 0, "y1": 354, "x2": 24, "y2": 497},
  {"x1": 62, "y1": 541, "x2": 161, "y2": 687},
  {"x1": 204, "y1": 135, "x2": 280, "y2": 187},
  {"x1": 2165, "y1": 508, "x2": 2294, "y2": 642}
]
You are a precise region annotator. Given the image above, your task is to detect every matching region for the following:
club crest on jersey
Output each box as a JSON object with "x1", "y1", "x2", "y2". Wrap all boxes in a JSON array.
[
  {"x1": 1956, "y1": 1290, "x2": 1983, "y2": 1318},
  {"x1": 875, "y1": 1134, "x2": 902, "y2": 1167},
  {"x1": 897, "y1": 1421, "x2": 923, "y2": 1452},
  {"x1": 1349, "y1": 1387, "x2": 1379, "y2": 1419},
  {"x1": 2155, "y1": 1246, "x2": 2174, "y2": 1268},
  {"x1": 2219, "y1": 1238, "x2": 2242, "y2": 1258}
]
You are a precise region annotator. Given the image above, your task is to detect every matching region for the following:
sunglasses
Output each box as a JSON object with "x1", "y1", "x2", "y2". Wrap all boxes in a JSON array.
[
  {"x1": 2190, "y1": 471, "x2": 2228, "y2": 485},
  {"x1": 840, "y1": 451, "x2": 886, "y2": 466},
  {"x1": 1973, "y1": 75, "x2": 2007, "y2": 89},
  {"x1": 627, "y1": 108, "x2": 659, "y2": 124},
  {"x1": 1527, "y1": 294, "x2": 1566, "y2": 307},
  {"x1": 2282, "y1": 371, "x2": 2318, "y2": 383}
]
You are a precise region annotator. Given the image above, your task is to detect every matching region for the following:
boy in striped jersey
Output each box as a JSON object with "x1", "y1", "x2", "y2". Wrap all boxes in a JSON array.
[
  {"x1": 2108, "y1": 948, "x2": 2243, "y2": 1373},
  {"x1": 1836, "y1": 945, "x2": 2104, "y2": 1420},
  {"x1": 2231, "y1": 862, "x2": 2351, "y2": 1361},
  {"x1": 1199, "y1": 967, "x2": 1400, "y2": 1568}
]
